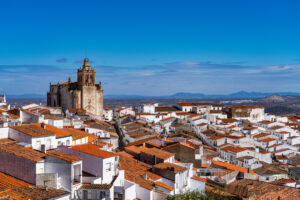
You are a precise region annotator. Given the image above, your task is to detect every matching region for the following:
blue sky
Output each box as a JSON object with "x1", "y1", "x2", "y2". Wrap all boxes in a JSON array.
[{"x1": 1, "y1": 0, "x2": 300, "y2": 96}]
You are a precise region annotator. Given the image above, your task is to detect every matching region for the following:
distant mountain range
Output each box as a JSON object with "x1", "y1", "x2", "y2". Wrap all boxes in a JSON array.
[
  {"x1": 106, "y1": 91, "x2": 300, "y2": 99},
  {"x1": 5, "y1": 91, "x2": 300, "y2": 99},
  {"x1": 6, "y1": 94, "x2": 45, "y2": 99}
]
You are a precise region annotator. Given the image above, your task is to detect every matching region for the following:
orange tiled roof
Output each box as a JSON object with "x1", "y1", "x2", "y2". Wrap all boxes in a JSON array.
[
  {"x1": 268, "y1": 126, "x2": 284, "y2": 130},
  {"x1": 125, "y1": 145, "x2": 147, "y2": 154},
  {"x1": 177, "y1": 102, "x2": 195, "y2": 106},
  {"x1": 221, "y1": 118, "x2": 237, "y2": 123},
  {"x1": 70, "y1": 144, "x2": 116, "y2": 158},
  {"x1": 276, "y1": 131, "x2": 289, "y2": 134},
  {"x1": 259, "y1": 138, "x2": 275, "y2": 143},
  {"x1": 253, "y1": 133, "x2": 270, "y2": 138},
  {"x1": 0, "y1": 189, "x2": 31, "y2": 199},
  {"x1": 92, "y1": 138, "x2": 113, "y2": 148},
  {"x1": 116, "y1": 151, "x2": 134, "y2": 158},
  {"x1": 0, "y1": 138, "x2": 16, "y2": 145},
  {"x1": 201, "y1": 164, "x2": 212, "y2": 168},
  {"x1": 212, "y1": 160, "x2": 254, "y2": 174},
  {"x1": 0, "y1": 143, "x2": 45, "y2": 162},
  {"x1": 191, "y1": 176, "x2": 206, "y2": 183},
  {"x1": 126, "y1": 136, "x2": 158, "y2": 146},
  {"x1": 94, "y1": 119, "x2": 113, "y2": 127},
  {"x1": 160, "y1": 117, "x2": 174, "y2": 122},
  {"x1": 153, "y1": 162, "x2": 187, "y2": 173},
  {"x1": 155, "y1": 181, "x2": 174, "y2": 191},
  {"x1": 221, "y1": 146, "x2": 246, "y2": 153},
  {"x1": 226, "y1": 179, "x2": 300, "y2": 200},
  {"x1": 47, "y1": 151, "x2": 82, "y2": 163},
  {"x1": 0, "y1": 172, "x2": 30, "y2": 189},
  {"x1": 118, "y1": 152, "x2": 156, "y2": 190},
  {"x1": 43, "y1": 115, "x2": 63, "y2": 120},
  {"x1": 62, "y1": 128, "x2": 91, "y2": 141},
  {"x1": 209, "y1": 136, "x2": 225, "y2": 140},
  {"x1": 176, "y1": 112, "x2": 194, "y2": 116},
  {"x1": 266, "y1": 143, "x2": 282, "y2": 149},
  {"x1": 33, "y1": 123, "x2": 72, "y2": 138},
  {"x1": 227, "y1": 125, "x2": 236, "y2": 129},
  {"x1": 142, "y1": 147, "x2": 174, "y2": 160},
  {"x1": 10, "y1": 124, "x2": 55, "y2": 137}
]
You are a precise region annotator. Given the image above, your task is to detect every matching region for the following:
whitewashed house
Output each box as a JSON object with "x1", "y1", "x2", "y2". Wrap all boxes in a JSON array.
[
  {"x1": 9, "y1": 123, "x2": 57, "y2": 151},
  {"x1": 58, "y1": 144, "x2": 122, "y2": 200},
  {"x1": 103, "y1": 108, "x2": 113, "y2": 121}
]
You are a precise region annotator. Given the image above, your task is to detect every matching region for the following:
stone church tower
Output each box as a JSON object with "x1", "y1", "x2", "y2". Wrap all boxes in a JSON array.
[{"x1": 47, "y1": 58, "x2": 104, "y2": 116}]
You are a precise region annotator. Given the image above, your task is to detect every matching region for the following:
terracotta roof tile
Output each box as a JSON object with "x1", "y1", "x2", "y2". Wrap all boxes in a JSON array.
[
  {"x1": 259, "y1": 138, "x2": 275, "y2": 142},
  {"x1": 11, "y1": 124, "x2": 55, "y2": 137},
  {"x1": 177, "y1": 102, "x2": 195, "y2": 106},
  {"x1": 118, "y1": 153, "x2": 156, "y2": 190},
  {"x1": 0, "y1": 143, "x2": 45, "y2": 162},
  {"x1": 212, "y1": 160, "x2": 254, "y2": 174},
  {"x1": 191, "y1": 176, "x2": 206, "y2": 183},
  {"x1": 153, "y1": 162, "x2": 187, "y2": 174},
  {"x1": 0, "y1": 172, "x2": 30, "y2": 189},
  {"x1": 155, "y1": 181, "x2": 174, "y2": 191},
  {"x1": 221, "y1": 146, "x2": 247, "y2": 153},
  {"x1": 142, "y1": 147, "x2": 174, "y2": 160},
  {"x1": 70, "y1": 144, "x2": 116, "y2": 158},
  {"x1": 47, "y1": 151, "x2": 82, "y2": 163},
  {"x1": 62, "y1": 128, "x2": 91, "y2": 141},
  {"x1": 33, "y1": 123, "x2": 72, "y2": 138}
]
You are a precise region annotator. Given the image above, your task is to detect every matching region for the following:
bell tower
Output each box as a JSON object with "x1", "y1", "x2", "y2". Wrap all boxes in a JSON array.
[{"x1": 77, "y1": 58, "x2": 95, "y2": 86}]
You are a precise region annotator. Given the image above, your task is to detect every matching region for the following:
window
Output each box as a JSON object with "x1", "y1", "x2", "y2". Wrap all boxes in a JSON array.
[{"x1": 106, "y1": 163, "x2": 112, "y2": 172}]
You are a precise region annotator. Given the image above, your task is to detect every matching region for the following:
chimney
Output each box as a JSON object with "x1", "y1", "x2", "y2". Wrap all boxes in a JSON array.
[
  {"x1": 41, "y1": 123, "x2": 46, "y2": 129},
  {"x1": 41, "y1": 144, "x2": 46, "y2": 153},
  {"x1": 142, "y1": 173, "x2": 147, "y2": 180},
  {"x1": 154, "y1": 155, "x2": 157, "y2": 165}
]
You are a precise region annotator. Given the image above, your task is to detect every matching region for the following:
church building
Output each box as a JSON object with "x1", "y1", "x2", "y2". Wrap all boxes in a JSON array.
[{"x1": 47, "y1": 58, "x2": 104, "y2": 116}]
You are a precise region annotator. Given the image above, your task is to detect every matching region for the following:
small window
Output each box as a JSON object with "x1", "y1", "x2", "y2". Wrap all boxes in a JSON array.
[{"x1": 106, "y1": 163, "x2": 112, "y2": 172}]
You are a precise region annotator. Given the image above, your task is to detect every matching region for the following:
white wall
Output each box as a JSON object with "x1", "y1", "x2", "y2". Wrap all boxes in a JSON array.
[
  {"x1": 0, "y1": 127, "x2": 9, "y2": 139},
  {"x1": 136, "y1": 184, "x2": 152, "y2": 200},
  {"x1": 32, "y1": 135, "x2": 57, "y2": 151},
  {"x1": 124, "y1": 180, "x2": 137, "y2": 200},
  {"x1": 9, "y1": 128, "x2": 32, "y2": 144},
  {"x1": 0, "y1": 150, "x2": 41, "y2": 184},
  {"x1": 44, "y1": 119, "x2": 64, "y2": 128},
  {"x1": 56, "y1": 136, "x2": 72, "y2": 146},
  {"x1": 59, "y1": 147, "x2": 103, "y2": 178},
  {"x1": 189, "y1": 179, "x2": 205, "y2": 193}
]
